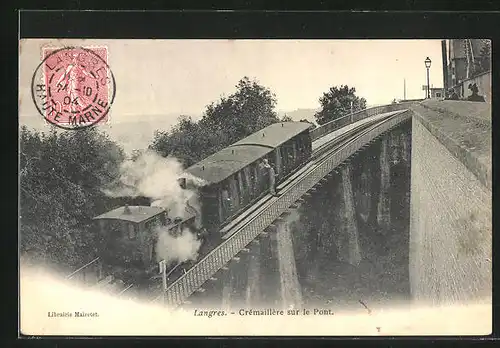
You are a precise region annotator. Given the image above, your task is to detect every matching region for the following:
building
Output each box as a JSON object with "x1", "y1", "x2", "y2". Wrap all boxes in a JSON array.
[
  {"x1": 430, "y1": 87, "x2": 444, "y2": 99},
  {"x1": 443, "y1": 39, "x2": 491, "y2": 101},
  {"x1": 446, "y1": 39, "x2": 491, "y2": 90},
  {"x1": 421, "y1": 85, "x2": 444, "y2": 99},
  {"x1": 447, "y1": 39, "x2": 467, "y2": 88}
]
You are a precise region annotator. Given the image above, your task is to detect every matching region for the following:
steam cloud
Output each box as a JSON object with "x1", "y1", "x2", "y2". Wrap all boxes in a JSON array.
[
  {"x1": 286, "y1": 209, "x2": 301, "y2": 227},
  {"x1": 102, "y1": 149, "x2": 207, "y2": 264},
  {"x1": 103, "y1": 149, "x2": 205, "y2": 220},
  {"x1": 155, "y1": 227, "x2": 202, "y2": 265}
]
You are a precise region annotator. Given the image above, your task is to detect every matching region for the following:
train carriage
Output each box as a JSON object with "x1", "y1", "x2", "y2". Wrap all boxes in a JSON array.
[
  {"x1": 184, "y1": 121, "x2": 312, "y2": 236},
  {"x1": 87, "y1": 121, "x2": 313, "y2": 289}
]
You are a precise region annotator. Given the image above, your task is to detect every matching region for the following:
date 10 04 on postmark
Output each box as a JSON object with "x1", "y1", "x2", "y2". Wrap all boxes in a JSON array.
[{"x1": 31, "y1": 46, "x2": 116, "y2": 130}]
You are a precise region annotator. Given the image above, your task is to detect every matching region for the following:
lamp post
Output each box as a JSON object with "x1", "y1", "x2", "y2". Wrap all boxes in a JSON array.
[{"x1": 425, "y1": 57, "x2": 432, "y2": 99}]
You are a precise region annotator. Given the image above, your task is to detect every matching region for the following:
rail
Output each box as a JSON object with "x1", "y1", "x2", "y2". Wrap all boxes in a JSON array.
[
  {"x1": 156, "y1": 110, "x2": 412, "y2": 307},
  {"x1": 218, "y1": 110, "x2": 401, "y2": 238},
  {"x1": 66, "y1": 103, "x2": 418, "y2": 295},
  {"x1": 66, "y1": 257, "x2": 100, "y2": 280},
  {"x1": 310, "y1": 102, "x2": 419, "y2": 141},
  {"x1": 117, "y1": 284, "x2": 134, "y2": 296}
]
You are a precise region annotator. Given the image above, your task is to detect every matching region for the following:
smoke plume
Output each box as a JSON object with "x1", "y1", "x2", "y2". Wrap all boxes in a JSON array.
[
  {"x1": 102, "y1": 149, "x2": 206, "y2": 264},
  {"x1": 155, "y1": 227, "x2": 202, "y2": 265},
  {"x1": 285, "y1": 209, "x2": 302, "y2": 227},
  {"x1": 103, "y1": 149, "x2": 205, "y2": 220}
]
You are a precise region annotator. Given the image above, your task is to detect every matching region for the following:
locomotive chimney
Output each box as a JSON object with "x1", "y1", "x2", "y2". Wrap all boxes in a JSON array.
[
  {"x1": 123, "y1": 204, "x2": 131, "y2": 214},
  {"x1": 178, "y1": 177, "x2": 187, "y2": 189}
]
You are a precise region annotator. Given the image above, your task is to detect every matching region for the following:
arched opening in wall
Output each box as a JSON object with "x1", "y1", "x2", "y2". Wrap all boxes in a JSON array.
[
  {"x1": 291, "y1": 177, "x2": 339, "y2": 288},
  {"x1": 289, "y1": 128, "x2": 413, "y2": 311},
  {"x1": 385, "y1": 160, "x2": 411, "y2": 296},
  {"x1": 351, "y1": 141, "x2": 383, "y2": 255},
  {"x1": 390, "y1": 161, "x2": 411, "y2": 227}
]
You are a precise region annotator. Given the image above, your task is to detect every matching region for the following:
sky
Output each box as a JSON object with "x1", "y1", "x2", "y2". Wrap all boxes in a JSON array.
[{"x1": 19, "y1": 39, "x2": 444, "y2": 124}]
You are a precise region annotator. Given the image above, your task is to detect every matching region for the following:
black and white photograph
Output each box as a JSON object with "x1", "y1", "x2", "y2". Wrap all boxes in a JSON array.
[{"x1": 19, "y1": 32, "x2": 492, "y2": 336}]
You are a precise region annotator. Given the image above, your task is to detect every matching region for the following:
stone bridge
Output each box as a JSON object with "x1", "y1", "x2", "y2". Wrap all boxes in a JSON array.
[{"x1": 152, "y1": 99, "x2": 491, "y2": 311}]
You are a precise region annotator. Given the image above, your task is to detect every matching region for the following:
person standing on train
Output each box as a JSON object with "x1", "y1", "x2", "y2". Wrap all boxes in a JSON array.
[
  {"x1": 269, "y1": 164, "x2": 279, "y2": 196},
  {"x1": 258, "y1": 159, "x2": 269, "y2": 192},
  {"x1": 221, "y1": 188, "x2": 231, "y2": 218},
  {"x1": 261, "y1": 159, "x2": 278, "y2": 197}
]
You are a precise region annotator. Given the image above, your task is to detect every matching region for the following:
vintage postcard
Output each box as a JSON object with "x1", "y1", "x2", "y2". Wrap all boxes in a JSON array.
[{"x1": 19, "y1": 34, "x2": 492, "y2": 336}]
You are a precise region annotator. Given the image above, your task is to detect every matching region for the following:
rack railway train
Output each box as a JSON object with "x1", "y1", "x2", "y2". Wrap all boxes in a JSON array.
[{"x1": 91, "y1": 122, "x2": 313, "y2": 287}]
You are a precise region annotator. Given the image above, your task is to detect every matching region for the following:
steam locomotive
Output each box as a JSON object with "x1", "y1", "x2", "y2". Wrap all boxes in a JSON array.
[{"x1": 92, "y1": 122, "x2": 313, "y2": 286}]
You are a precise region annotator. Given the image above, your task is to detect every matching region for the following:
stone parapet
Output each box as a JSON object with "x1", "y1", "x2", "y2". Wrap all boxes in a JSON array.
[{"x1": 410, "y1": 100, "x2": 491, "y2": 191}]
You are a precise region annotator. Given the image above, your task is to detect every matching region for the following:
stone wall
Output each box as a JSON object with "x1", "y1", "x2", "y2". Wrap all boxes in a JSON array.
[
  {"x1": 409, "y1": 102, "x2": 492, "y2": 305},
  {"x1": 452, "y1": 71, "x2": 491, "y2": 102}
]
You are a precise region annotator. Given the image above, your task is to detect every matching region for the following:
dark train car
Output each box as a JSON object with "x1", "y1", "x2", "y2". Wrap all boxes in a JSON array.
[
  {"x1": 93, "y1": 205, "x2": 196, "y2": 283},
  {"x1": 230, "y1": 122, "x2": 313, "y2": 181},
  {"x1": 84, "y1": 122, "x2": 312, "y2": 289},
  {"x1": 184, "y1": 122, "x2": 312, "y2": 236}
]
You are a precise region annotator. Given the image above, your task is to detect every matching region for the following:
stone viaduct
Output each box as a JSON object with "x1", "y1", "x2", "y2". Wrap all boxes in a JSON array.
[{"x1": 183, "y1": 100, "x2": 492, "y2": 312}]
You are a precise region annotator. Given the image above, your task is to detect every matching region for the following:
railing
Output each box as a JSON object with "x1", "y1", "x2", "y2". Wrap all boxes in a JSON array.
[
  {"x1": 66, "y1": 103, "x2": 416, "y2": 299},
  {"x1": 158, "y1": 110, "x2": 412, "y2": 307},
  {"x1": 65, "y1": 257, "x2": 101, "y2": 284},
  {"x1": 310, "y1": 102, "x2": 419, "y2": 141}
]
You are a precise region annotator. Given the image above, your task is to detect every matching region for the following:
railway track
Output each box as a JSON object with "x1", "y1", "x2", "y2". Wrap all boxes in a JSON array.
[
  {"x1": 66, "y1": 109, "x2": 409, "y2": 302},
  {"x1": 65, "y1": 257, "x2": 138, "y2": 299},
  {"x1": 152, "y1": 109, "x2": 411, "y2": 306},
  {"x1": 218, "y1": 110, "x2": 406, "y2": 241}
]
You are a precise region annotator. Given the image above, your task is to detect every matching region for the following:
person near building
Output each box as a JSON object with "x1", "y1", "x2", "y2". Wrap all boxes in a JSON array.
[
  {"x1": 446, "y1": 88, "x2": 459, "y2": 100},
  {"x1": 467, "y1": 83, "x2": 486, "y2": 102}
]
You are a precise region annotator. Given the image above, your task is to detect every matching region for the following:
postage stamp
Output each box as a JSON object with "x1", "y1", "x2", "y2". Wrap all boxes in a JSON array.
[{"x1": 30, "y1": 46, "x2": 115, "y2": 130}]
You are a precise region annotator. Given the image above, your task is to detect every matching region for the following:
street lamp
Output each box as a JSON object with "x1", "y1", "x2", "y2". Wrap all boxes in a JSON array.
[{"x1": 425, "y1": 57, "x2": 432, "y2": 98}]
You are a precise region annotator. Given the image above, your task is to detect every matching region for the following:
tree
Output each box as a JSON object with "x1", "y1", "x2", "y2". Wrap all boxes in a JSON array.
[
  {"x1": 300, "y1": 119, "x2": 317, "y2": 130},
  {"x1": 314, "y1": 85, "x2": 367, "y2": 125},
  {"x1": 20, "y1": 126, "x2": 125, "y2": 269},
  {"x1": 280, "y1": 114, "x2": 293, "y2": 122},
  {"x1": 150, "y1": 77, "x2": 281, "y2": 166},
  {"x1": 150, "y1": 115, "x2": 230, "y2": 167},
  {"x1": 200, "y1": 76, "x2": 280, "y2": 143}
]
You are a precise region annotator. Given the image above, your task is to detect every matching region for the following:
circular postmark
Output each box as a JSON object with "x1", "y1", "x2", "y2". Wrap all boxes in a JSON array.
[{"x1": 31, "y1": 46, "x2": 116, "y2": 130}]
